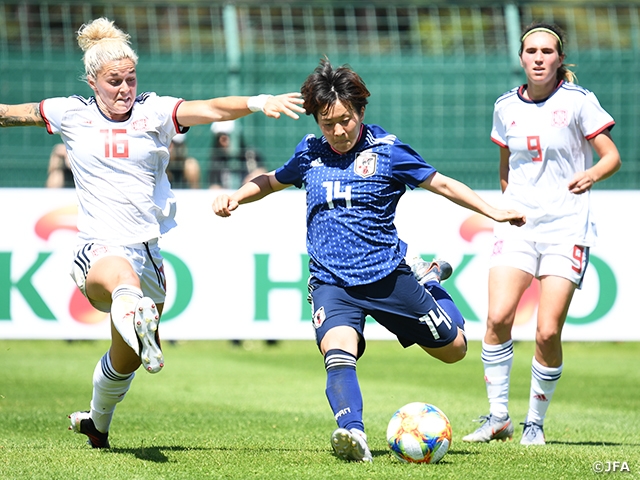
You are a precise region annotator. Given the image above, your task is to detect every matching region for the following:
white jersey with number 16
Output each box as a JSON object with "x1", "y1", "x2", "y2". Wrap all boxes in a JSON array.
[{"x1": 40, "y1": 92, "x2": 186, "y2": 245}]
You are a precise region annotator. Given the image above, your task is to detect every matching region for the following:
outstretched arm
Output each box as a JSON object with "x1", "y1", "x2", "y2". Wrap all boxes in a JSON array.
[
  {"x1": 0, "y1": 103, "x2": 45, "y2": 127},
  {"x1": 212, "y1": 171, "x2": 291, "y2": 217},
  {"x1": 176, "y1": 93, "x2": 305, "y2": 127},
  {"x1": 419, "y1": 171, "x2": 526, "y2": 226}
]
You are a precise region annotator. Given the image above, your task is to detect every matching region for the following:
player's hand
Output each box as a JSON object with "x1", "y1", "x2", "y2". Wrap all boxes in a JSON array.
[
  {"x1": 567, "y1": 171, "x2": 595, "y2": 194},
  {"x1": 263, "y1": 92, "x2": 305, "y2": 120},
  {"x1": 495, "y1": 209, "x2": 526, "y2": 227},
  {"x1": 212, "y1": 194, "x2": 239, "y2": 217}
]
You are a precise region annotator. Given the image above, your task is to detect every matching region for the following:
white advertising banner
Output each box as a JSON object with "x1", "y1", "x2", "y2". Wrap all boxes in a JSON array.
[{"x1": 0, "y1": 188, "x2": 636, "y2": 341}]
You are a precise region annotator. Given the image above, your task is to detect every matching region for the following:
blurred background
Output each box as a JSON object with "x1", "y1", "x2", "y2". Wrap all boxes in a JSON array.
[{"x1": 1, "y1": 0, "x2": 638, "y2": 190}]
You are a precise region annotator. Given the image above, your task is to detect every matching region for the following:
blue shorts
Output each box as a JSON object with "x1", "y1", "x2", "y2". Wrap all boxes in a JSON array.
[{"x1": 309, "y1": 262, "x2": 462, "y2": 358}]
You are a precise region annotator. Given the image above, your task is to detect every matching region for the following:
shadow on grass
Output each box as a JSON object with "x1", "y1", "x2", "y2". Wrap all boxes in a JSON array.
[
  {"x1": 547, "y1": 440, "x2": 640, "y2": 447},
  {"x1": 110, "y1": 445, "x2": 206, "y2": 462},
  {"x1": 370, "y1": 448, "x2": 477, "y2": 462},
  {"x1": 109, "y1": 444, "x2": 331, "y2": 463}
]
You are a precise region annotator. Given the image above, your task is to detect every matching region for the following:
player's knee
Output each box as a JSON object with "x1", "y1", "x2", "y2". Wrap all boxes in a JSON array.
[
  {"x1": 486, "y1": 313, "x2": 513, "y2": 338},
  {"x1": 535, "y1": 325, "x2": 561, "y2": 346},
  {"x1": 421, "y1": 336, "x2": 466, "y2": 364},
  {"x1": 437, "y1": 346, "x2": 466, "y2": 364},
  {"x1": 445, "y1": 338, "x2": 467, "y2": 363}
]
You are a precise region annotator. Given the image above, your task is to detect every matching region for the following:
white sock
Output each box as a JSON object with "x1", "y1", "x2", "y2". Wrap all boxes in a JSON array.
[
  {"x1": 110, "y1": 285, "x2": 143, "y2": 350},
  {"x1": 90, "y1": 352, "x2": 135, "y2": 433},
  {"x1": 111, "y1": 285, "x2": 143, "y2": 318},
  {"x1": 481, "y1": 340, "x2": 514, "y2": 418},
  {"x1": 527, "y1": 356, "x2": 562, "y2": 425}
]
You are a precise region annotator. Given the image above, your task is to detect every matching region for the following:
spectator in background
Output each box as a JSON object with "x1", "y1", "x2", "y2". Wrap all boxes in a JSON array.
[
  {"x1": 46, "y1": 143, "x2": 74, "y2": 188},
  {"x1": 167, "y1": 133, "x2": 201, "y2": 189},
  {"x1": 209, "y1": 120, "x2": 265, "y2": 189}
]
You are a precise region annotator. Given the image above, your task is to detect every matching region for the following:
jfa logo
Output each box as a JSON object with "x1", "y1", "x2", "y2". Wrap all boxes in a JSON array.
[
  {"x1": 354, "y1": 152, "x2": 377, "y2": 178},
  {"x1": 551, "y1": 110, "x2": 569, "y2": 127}
]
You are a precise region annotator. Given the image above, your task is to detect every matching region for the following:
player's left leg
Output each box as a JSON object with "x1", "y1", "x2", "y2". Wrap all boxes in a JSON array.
[
  {"x1": 421, "y1": 279, "x2": 467, "y2": 362},
  {"x1": 409, "y1": 257, "x2": 453, "y2": 285},
  {"x1": 69, "y1": 350, "x2": 134, "y2": 448},
  {"x1": 369, "y1": 261, "x2": 466, "y2": 363},
  {"x1": 522, "y1": 245, "x2": 585, "y2": 445},
  {"x1": 522, "y1": 274, "x2": 576, "y2": 445},
  {"x1": 407, "y1": 257, "x2": 466, "y2": 362}
]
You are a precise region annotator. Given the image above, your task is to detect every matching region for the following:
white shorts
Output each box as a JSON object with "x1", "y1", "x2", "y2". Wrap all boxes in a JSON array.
[
  {"x1": 70, "y1": 239, "x2": 167, "y2": 312},
  {"x1": 489, "y1": 237, "x2": 589, "y2": 288}
]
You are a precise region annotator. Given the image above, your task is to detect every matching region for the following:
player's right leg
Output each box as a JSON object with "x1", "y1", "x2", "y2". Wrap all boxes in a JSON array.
[
  {"x1": 311, "y1": 279, "x2": 373, "y2": 463},
  {"x1": 68, "y1": 245, "x2": 164, "y2": 447},
  {"x1": 321, "y1": 327, "x2": 373, "y2": 463},
  {"x1": 463, "y1": 263, "x2": 532, "y2": 442}
]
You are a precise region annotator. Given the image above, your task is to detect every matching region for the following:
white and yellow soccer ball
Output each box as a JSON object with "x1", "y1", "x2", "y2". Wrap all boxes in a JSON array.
[{"x1": 386, "y1": 402, "x2": 452, "y2": 464}]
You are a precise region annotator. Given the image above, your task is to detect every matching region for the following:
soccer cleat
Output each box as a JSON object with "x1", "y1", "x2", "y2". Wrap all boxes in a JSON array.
[
  {"x1": 331, "y1": 428, "x2": 373, "y2": 463},
  {"x1": 409, "y1": 257, "x2": 453, "y2": 285},
  {"x1": 68, "y1": 411, "x2": 110, "y2": 449},
  {"x1": 134, "y1": 297, "x2": 164, "y2": 374},
  {"x1": 461, "y1": 414, "x2": 514, "y2": 443},
  {"x1": 520, "y1": 421, "x2": 545, "y2": 445}
]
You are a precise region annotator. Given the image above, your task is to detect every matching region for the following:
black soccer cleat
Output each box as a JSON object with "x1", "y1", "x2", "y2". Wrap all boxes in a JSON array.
[{"x1": 68, "y1": 411, "x2": 110, "y2": 448}]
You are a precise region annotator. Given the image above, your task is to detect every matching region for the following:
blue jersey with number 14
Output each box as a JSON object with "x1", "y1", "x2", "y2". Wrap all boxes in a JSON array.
[{"x1": 275, "y1": 124, "x2": 436, "y2": 287}]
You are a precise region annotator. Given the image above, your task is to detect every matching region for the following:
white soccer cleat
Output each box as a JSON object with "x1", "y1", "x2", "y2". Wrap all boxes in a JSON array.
[
  {"x1": 134, "y1": 297, "x2": 164, "y2": 374},
  {"x1": 520, "y1": 421, "x2": 545, "y2": 445},
  {"x1": 331, "y1": 428, "x2": 373, "y2": 462},
  {"x1": 462, "y1": 414, "x2": 514, "y2": 442},
  {"x1": 409, "y1": 257, "x2": 453, "y2": 285}
]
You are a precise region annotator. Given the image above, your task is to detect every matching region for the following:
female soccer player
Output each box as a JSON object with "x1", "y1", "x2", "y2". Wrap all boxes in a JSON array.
[
  {"x1": 213, "y1": 57, "x2": 525, "y2": 462},
  {"x1": 0, "y1": 17, "x2": 304, "y2": 448},
  {"x1": 462, "y1": 22, "x2": 621, "y2": 445}
]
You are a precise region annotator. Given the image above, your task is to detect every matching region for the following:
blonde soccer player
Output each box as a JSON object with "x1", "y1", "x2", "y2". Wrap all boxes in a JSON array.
[{"x1": 0, "y1": 17, "x2": 304, "y2": 448}]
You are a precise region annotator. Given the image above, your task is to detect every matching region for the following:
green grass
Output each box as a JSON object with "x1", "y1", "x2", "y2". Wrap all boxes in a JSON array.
[{"x1": 1, "y1": 340, "x2": 639, "y2": 479}]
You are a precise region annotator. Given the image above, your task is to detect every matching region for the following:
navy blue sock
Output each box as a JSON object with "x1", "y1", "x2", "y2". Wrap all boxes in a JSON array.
[
  {"x1": 324, "y1": 349, "x2": 364, "y2": 432},
  {"x1": 426, "y1": 281, "x2": 465, "y2": 331}
]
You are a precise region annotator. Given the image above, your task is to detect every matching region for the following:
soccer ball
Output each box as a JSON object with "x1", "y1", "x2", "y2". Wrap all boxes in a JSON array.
[{"x1": 386, "y1": 402, "x2": 452, "y2": 464}]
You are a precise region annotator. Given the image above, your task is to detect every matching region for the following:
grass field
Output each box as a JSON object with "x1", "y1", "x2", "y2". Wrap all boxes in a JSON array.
[{"x1": 1, "y1": 339, "x2": 639, "y2": 479}]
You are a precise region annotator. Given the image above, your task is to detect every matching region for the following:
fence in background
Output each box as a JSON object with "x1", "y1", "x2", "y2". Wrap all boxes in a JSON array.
[{"x1": 1, "y1": 2, "x2": 638, "y2": 189}]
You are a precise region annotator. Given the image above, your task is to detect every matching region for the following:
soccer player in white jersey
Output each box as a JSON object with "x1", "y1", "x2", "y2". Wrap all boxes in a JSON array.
[
  {"x1": 462, "y1": 22, "x2": 621, "y2": 446},
  {"x1": 0, "y1": 17, "x2": 304, "y2": 449},
  {"x1": 213, "y1": 57, "x2": 525, "y2": 462}
]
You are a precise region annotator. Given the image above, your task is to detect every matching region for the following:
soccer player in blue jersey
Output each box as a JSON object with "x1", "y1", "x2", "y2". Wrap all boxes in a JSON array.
[{"x1": 213, "y1": 57, "x2": 526, "y2": 462}]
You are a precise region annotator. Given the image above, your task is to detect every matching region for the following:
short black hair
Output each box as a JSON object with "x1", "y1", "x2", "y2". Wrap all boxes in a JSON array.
[{"x1": 301, "y1": 56, "x2": 370, "y2": 121}]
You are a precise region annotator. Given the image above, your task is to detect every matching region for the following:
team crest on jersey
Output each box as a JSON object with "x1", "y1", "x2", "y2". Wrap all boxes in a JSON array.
[
  {"x1": 312, "y1": 306, "x2": 326, "y2": 329},
  {"x1": 551, "y1": 110, "x2": 569, "y2": 127},
  {"x1": 132, "y1": 118, "x2": 148, "y2": 131},
  {"x1": 354, "y1": 152, "x2": 377, "y2": 178}
]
